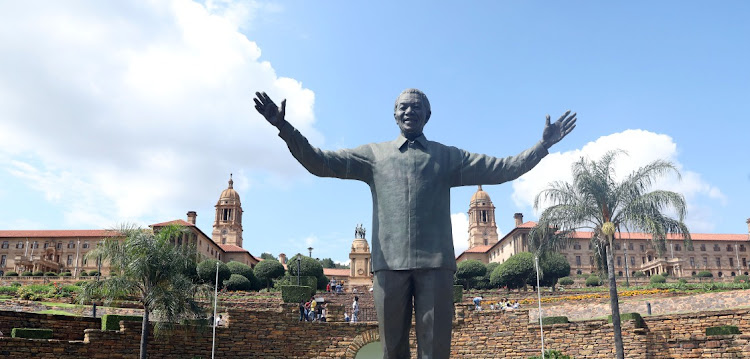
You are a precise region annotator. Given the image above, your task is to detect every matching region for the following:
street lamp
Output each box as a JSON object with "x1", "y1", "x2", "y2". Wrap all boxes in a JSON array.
[
  {"x1": 296, "y1": 257, "x2": 301, "y2": 286},
  {"x1": 307, "y1": 247, "x2": 313, "y2": 257}
]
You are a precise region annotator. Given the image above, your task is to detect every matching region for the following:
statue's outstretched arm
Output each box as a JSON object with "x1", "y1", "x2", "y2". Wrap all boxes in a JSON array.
[
  {"x1": 254, "y1": 91, "x2": 286, "y2": 129},
  {"x1": 541, "y1": 110, "x2": 577, "y2": 149}
]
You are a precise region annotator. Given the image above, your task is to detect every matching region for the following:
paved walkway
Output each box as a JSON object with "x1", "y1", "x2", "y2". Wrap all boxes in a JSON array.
[{"x1": 528, "y1": 288, "x2": 750, "y2": 321}]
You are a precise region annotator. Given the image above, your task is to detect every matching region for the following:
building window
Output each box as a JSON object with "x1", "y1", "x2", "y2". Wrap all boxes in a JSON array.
[
  {"x1": 729, "y1": 258, "x2": 734, "y2": 268},
  {"x1": 727, "y1": 245, "x2": 733, "y2": 252},
  {"x1": 616, "y1": 257, "x2": 622, "y2": 266},
  {"x1": 83, "y1": 258, "x2": 88, "y2": 265},
  {"x1": 700, "y1": 244, "x2": 706, "y2": 251},
  {"x1": 640, "y1": 244, "x2": 645, "y2": 251},
  {"x1": 575, "y1": 256, "x2": 581, "y2": 266},
  {"x1": 68, "y1": 241, "x2": 75, "y2": 249},
  {"x1": 615, "y1": 243, "x2": 621, "y2": 250},
  {"x1": 743, "y1": 258, "x2": 748, "y2": 267},
  {"x1": 713, "y1": 244, "x2": 720, "y2": 252},
  {"x1": 630, "y1": 256, "x2": 635, "y2": 266},
  {"x1": 0, "y1": 255, "x2": 6, "y2": 266},
  {"x1": 83, "y1": 243, "x2": 89, "y2": 249},
  {"x1": 703, "y1": 257, "x2": 708, "y2": 267},
  {"x1": 33, "y1": 242, "x2": 38, "y2": 249},
  {"x1": 675, "y1": 244, "x2": 681, "y2": 251},
  {"x1": 716, "y1": 257, "x2": 721, "y2": 268},
  {"x1": 67, "y1": 255, "x2": 73, "y2": 265},
  {"x1": 573, "y1": 243, "x2": 581, "y2": 250},
  {"x1": 57, "y1": 242, "x2": 62, "y2": 249},
  {"x1": 690, "y1": 257, "x2": 695, "y2": 268},
  {"x1": 740, "y1": 245, "x2": 747, "y2": 252},
  {"x1": 44, "y1": 243, "x2": 49, "y2": 249},
  {"x1": 642, "y1": 257, "x2": 646, "y2": 264},
  {"x1": 589, "y1": 256, "x2": 594, "y2": 265},
  {"x1": 16, "y1": 242, "x2": 24, "y2": 249},
  {"x1": 588, "y1": 243, "x2": 592, "y2": 250},
  {"x1": 1, "y1": 241, "x2": 8, "y2": 249}
]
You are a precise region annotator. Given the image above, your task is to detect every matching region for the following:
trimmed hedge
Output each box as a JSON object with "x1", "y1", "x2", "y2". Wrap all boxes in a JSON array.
[
  {"x1": 558, "y1": 277, "x2": 574, "y2": 286},
  {"x1": 79, "y1": 271, "x2": 88, "y2": 277},
  {"x1": 585, "y1": 275, "x2": 601, "y2": 287},
  {"x1": 224, "y1": 274, "x2": 252, "y2": 291},
  {"x1": 44, "y1": 272, "x2": 58, "y2": 277},
  {"x1": 734, "y1": 275, "x2": 749, "y2": 283},
  {"x1": 0, "y1": 286, "x2": 19, "y2": 295},
  {"x1": 4, "y1": 271, "x2": 18, "y2": 277},
  {"x1": 696, "y1": 270, "x2": 713, "y2": 278},
  {"x1": 61, "y1": 272, "x2": 72, "y2": 277},
  {"x1": 706, "y1": 325, "x2": 740, "y2": 336},
  {"x1": 608, "y1": 312, "x2": 644, "y2": 328},
  {"x1": 541, "y1": 316, "x2": 569, "y2": 325},
  {"x1": 21, "y1": 271, "x2": 33, "y2": 276},
  {"x1": 32, "y1": 271, "x2": 44, "y2": 276},
  {"x1": 102, "y1": 314, "x2": 142, "y2": 331},
  {"x1": 453, "y1": 285, "x2": 463, "y2": 303},
  {"x1": 11, "y1": 328, "x2": 53, "y2": 339},
  {"x1": 650, "y1": 274, "x2": 666, "y2": 284},
  {"x1": 280, "y1": 285, "x2": 313, "y2": 304}
]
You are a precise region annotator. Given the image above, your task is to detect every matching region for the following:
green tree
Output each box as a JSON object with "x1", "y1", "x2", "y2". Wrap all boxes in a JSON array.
[
  {"x1": 533, "y1": 151, "x2": 690, "y2": 359},
  {"x1": 254, "y1": 259, "x2": 285, "y2": 291},
  {"x1": 79, "y1": 224, "x2": 209, "y2": 359},
  {"x1": 225, "y1": 261, "x2": 260, "y2": 290},
  {"x1": 197, "y1": 259, "x2": 231, "y2": 286},
  {"x1": 477, "y1": 262, "x2": 500, "y2": 289},
  {"x1": 456, "y1": 260, "x2": 487, "y2": 289},
  {"x1": 490, "y1": 252, "x2": 535, "y2": 289},
  {"x1": 260, "y1": 252, "x2": 277, "y2": 261},
  {"x1": 224, "y1": 274, "x2": 252, "y2": 291},
  {"x1": 288, "y1": 254, "x2": 324, "y2": 278},
  {"x1": 539, "y1": 252, "x2": 571, "y2": 291},
  {"x1": 319, "y1": 258, "x2": 336, "y2": 269}
]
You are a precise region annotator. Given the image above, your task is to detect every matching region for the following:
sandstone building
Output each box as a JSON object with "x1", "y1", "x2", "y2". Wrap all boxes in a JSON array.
[
  {"x1": 0, "y1": 176, "x2": 257, "y2": 276},
  {"x1": 457, "y1": 186, "x2": 750, "y2": 279}
]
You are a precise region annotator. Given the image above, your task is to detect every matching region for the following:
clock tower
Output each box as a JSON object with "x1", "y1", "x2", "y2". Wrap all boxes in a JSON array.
[{"x1": 212, "y1": 174, "x2": 243, "y2": 247}]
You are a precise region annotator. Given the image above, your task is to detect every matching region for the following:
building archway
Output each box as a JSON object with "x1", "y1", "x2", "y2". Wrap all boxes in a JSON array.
[{"x1": 345, "y1": 329, "x2": 380, "y2": 358}]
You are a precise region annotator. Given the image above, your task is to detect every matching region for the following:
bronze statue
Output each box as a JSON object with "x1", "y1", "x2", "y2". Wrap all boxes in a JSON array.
[{"x1": 255, "y1": 89, "x2": 575, "y2": 358}]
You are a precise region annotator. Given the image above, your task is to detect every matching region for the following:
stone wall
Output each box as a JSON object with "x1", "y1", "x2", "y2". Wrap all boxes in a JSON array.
[
  {"x1": 0, "y1": 310, "x2": 100, "y2": 341},
  {"x1": 1, "y1": 306, "x2": 750, "y2": 358}
]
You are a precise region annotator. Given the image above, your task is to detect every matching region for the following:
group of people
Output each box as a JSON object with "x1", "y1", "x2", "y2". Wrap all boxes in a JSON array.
[
  {"x1": 298, "y1": 295, "x2": 327, "y2": 322},
  {"x1": 326, "y1": 279, "x2": 345, "y2": 293},
  {"x1": 472, "y1": 296, "x2": 520, "y2": 311}
]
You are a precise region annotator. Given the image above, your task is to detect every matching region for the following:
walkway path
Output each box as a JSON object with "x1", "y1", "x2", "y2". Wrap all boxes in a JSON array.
[{"x1": 529, "y1": 288, "x2": 750, "y2": 321}]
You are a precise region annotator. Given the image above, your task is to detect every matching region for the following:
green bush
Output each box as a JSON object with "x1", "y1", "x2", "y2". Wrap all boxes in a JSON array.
[
  {"x1": 254, "y1": 259, "x2": 285, "y2": 291},
  {"x1": 224, "y1": 274, "x2": 252, "y2": 291},
  {"x1": 696, "y1": 271, "x2": 713, "y2": 278},
  {"x1": 79, "y1": 271, "x2": 88, "y2": 277},
  {"x1": 632, "y1": 271, "x2": 646, "y2": 278},
  {"x1": 678, "y1": 278, "x2": 687, "y2": 284},
  {"x1": 21, "y1": 271, "x2": 33, "y2": 276},
  {"x1": 317, "y1": 274, "x2": 329, "y2": 290},
  {"x1": 453, "y1": 285, "x2": 463, "y2": 303},
  {"x1": 11, "y1": 282, "x2": 22, "y2": 287},
  {"x1": 558, "y1": 277, "x2": 574, "y2": 286},
  {"x1": 490, "y1": 252, "x2": 535, "y2": 289},
  {"x1": 225, "y1": 261, "x2": 254, "y2": 281},
  {"x1": 585, "y1": 275, "x2": 601, "y2": 287},
  {"x1": 61, "y1": 272, "x2": 72, "y2": 277},
  {"x1": 456, "y1": 260, "x2": 487, "y2": 289},
  {"x1": 44, "y1": 272, "x2": 58, "y2": 277},
  {"x1": 11, "y1": 328, "x2": 53, "y2": 339},
  {"x1": 32, "y1": 271, "x2": 44, "y2": 277},
  {"x1": 88, "y1": 270, "x2": 100, "y2": 277},
  {"x1": 4, "y1": 271, "x2": 18, "y2": 277},
  {"x1": 101, "y1": 314, "x2": 142, "y2": 331},
  {"x1": 0, "y1": 286, "x2": 19, "y2": 295},
  {"x1": 280, "y1": 285, "x2": 313, "y2": 303},
  {"x1": 541, "y1": 316, "x2": 569, "y2": 325},
  {"x1": 650, "y1": 274, "x2": 666, "y2": 284},
  {"x1": 539, "y1": 252, "x2": 572, "y2": 289},
  {"x1": 706, "y1": 325, "x2": 740, "y2": 336},
  {"x1": 287, "y1": 254, "x2": 324, "y2": 278},
  {"x1": 528, "y1": 350, "x2": 573, "y2": 359},
  {"x1": 608, "y1": 312, "x2": 644, "y2": 328},
  {"x1": 733, "y1": 275, "x2": 749, "y2": 283},
  {"x1": 196, "y1": 259, "x2": 231, "y2": 286}
]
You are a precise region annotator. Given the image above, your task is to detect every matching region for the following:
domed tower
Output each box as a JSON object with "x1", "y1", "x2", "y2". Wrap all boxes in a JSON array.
[
  {"x1": 467, "y1": 185, "x2": 498, "y2": 248},
  {"x1": 349, "y1": 224, "x2": 373, "y2": 288},
  {"x1": 212, "y1": 174, "x2": 243, "y2": 247}
]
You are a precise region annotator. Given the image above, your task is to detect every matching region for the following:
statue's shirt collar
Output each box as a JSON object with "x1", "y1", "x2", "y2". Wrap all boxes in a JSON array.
[{"x1": 395, "y1": 134, "x2": 428, "y2": 150}]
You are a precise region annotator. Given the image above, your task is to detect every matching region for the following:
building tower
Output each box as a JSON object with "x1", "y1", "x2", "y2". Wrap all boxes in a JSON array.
[
  {"x1": 467, "y1": 185, "x2": 498, "y2": 248},
  {"x1": 349, "y1": 224, "x2": 373, "y2": 288},
  {"x1": 212, "y1": 174, "x2": 243, "y2": 247}
]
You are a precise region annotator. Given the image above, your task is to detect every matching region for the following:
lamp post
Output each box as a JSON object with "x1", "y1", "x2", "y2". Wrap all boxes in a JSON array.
[
  {"x1": 307, "y1": 247, "x2": 313, "y2": 257},
  {"x1": 212, "y1": 261, "x2": 219, "y2": 359},
  {"x1": 296, "y1": 257, "x2": 301, "y2": 286}
]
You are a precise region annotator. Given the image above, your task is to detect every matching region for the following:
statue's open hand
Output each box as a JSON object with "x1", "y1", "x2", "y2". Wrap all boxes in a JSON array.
[
  {"x1": 254, "y1": 91, "x2": 286, "y2": 128},
  {"x1": 541, "y1": 110, "x2": 577, "y2": 149}
]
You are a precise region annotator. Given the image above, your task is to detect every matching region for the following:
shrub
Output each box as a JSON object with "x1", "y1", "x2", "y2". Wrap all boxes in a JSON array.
[
  {"x1": 696, "y1": 271, "x2": 713, "y2": 278},
  {"x1": 280, "y1": 285, "x2": 313, "y2": 303},
  {"x1": 453, "y1": 285, "x2": 463, "y2": 303},
  {"x1": 79, "y1": 271, "x2": 88, "y2": 277},
  {"x1": 585, "y1": 275, "x2": 601, "y2": 287},
  {"x1": 650, "y1": 274, "x2": 666, "y2": 284},
  {"x1": 32, "y1": 271, "x2": 44, "y2": 277},
  {"x1": 11, "y1": 282, "x2": 22, "y2": 287},
  {"x1": 528, "y1": 350, "x2": 573, "y2": 359},
  {"x1": 44, "y1": 272, "x2": 58, "y2": 277},
  {"x1": 11, "y1": 328, "x2": 53, "y2": 339},
  {"x1": 61, "y1": 272, "x2": 72, "y2": 277},
  {"x1": 706, "y1": 325, "x2": 740, "y2": 336},
  {"x1": 254, "y1": 259, "x2": 285, "y2": 291},
  {"x1": 541, "y1": 316, "x2": 569, "y2": 325},
  {"x1": 225, "y1": 261, "x2": 254, "y2": 281},
  {"x1": 4, "y1": 271, "x2": 18, "y2": 277},
  {"x1": 196, "y1": 259, "x2": 231, "y2": 286},
  {"x1": 87, "y1": 270, "x2": 100, "y2": 277},
  {"x1": 101, "y1": 314, "x2": 142, "y2": 331},
  {"x1": 539, "y1": 252, "x2": 571, "y2": 289},
  {"x1": 558, "y1": 277, "x2": 574, "y2": 286},
  {"x1": 317, "y1": 274, "x2": 329, "y2": 290},
  {"x1": 456, "y1": 260, "x2": 487, "y2": 289},
  {"x1": 678, "y1": 278, "x2": 687, "y2": 284},
  {"x1": 21, "y1": 271, "x2": 33, "y2": 276},
  {"x1": 224, "y1": 274, "x2": 252, "y2": 291},
  {"x1": 0, "y1": 286, "x2": 18, "y2": 295},
  {"x1": 633, "y1": 271, "x2": 646, "y2": 278},
  {"x1": 490, "y1": 252, "x2": 535, "y2": 289},
  {"x1": 734, "y1": 275, "x2": 749, "y2": 283},
  {"x1": 608, "y1": 312, "x2": 644, "y2": 328}
]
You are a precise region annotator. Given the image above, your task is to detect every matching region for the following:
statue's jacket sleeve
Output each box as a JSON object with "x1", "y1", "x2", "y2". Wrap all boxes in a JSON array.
[{"x1": 278, "y1": 121, "x2": 548, "y2": 272}]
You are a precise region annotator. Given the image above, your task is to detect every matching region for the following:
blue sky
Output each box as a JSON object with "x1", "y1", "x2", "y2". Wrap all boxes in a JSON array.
[{"x1": 0, "y1": 1, "x2": 748, "y2": 264}]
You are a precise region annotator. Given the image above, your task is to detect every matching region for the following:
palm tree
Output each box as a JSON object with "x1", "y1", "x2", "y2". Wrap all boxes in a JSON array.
[
  {"x1": 532, "y1": 151, "x2": 691, "y2": 359},
  {"x1": 79, "y1": 224, "x2": 210, "y2": 359}
]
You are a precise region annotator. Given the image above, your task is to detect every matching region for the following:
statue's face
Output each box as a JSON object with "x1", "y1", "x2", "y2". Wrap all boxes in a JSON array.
[{"x1": 394, "y1": 92, "x2": 429, "y2": 138}]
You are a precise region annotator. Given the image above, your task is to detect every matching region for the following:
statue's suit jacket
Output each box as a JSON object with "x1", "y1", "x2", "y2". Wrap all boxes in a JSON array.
[{"x1": 278, "y1": 121, "x2": 548, "y2": 272}]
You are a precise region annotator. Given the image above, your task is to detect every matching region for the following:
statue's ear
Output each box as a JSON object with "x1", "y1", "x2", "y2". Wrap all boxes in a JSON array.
[{"x1": 425, "y1": 110, "x2": 431, "y2": 124}]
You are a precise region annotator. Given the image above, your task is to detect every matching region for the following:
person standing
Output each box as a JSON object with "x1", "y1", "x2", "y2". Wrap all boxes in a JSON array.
[{"x1": 352, "y1": 296, "x2": 360, "y2": 323}]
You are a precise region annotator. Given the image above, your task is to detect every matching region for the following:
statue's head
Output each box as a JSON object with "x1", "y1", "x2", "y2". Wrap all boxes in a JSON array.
[{"x1": 394, "y1": 88, "x2": 431, "y2": 139}]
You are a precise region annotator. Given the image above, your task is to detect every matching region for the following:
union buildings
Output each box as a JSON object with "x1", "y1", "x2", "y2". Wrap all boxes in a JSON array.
[{"x1": 456, "y1": 186, "x2": 750, "y2": 279}]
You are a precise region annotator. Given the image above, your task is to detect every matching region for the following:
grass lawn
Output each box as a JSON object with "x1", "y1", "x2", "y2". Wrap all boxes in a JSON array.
[
  {"x1": 36, "y1": 309, "x2": 77, "y2": 316},
  {"x1": 39, "y1": 301, "x2": 79, "y2": 308}
]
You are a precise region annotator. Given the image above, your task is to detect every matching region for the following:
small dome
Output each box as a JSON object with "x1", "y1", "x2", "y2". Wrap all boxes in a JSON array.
[
  {"x1": 470, "y1": 185, "x2": 491, "y2": 203},
  {"x1": 352, "y1": 238, "x2": 370, "y2": 252},
  {"x1": 218, "y1": 175, "x2": 241, "y2": 204}
]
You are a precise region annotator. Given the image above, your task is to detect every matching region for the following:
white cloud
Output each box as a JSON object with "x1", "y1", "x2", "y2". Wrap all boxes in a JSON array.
[
  {"x1": 0, "y1": 1, "x2": 319, "y2": 228},
  {"x1": 511, "y1": 129, "x2": 725, "y2": 232},
  {"x1": 451, "y1": 212, "x2": 469, "y2": 256}
]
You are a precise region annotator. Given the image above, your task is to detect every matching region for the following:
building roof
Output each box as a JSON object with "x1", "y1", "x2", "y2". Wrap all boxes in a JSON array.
[
  {"x1": 0, "y1": 230, "x2": 119, "y2": 238},
  {"x1": 150, "y1": 219, "x2": 196, "y2": 227},
  {"x1": 219, "y1": 244, "x2": 247, "y2": 253},
  {"x1": 517, "y1": 221, "x2": 536, "y2": 228},
  {"x1": 470, "y1": 185, "x2": 491, "y2": 203},
  {"x1": 464, "y1": 244, "x2": 493, "y2": 253},
  {"x1": 323, "y1": 268, "x2": 351, "y2": 277}
]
